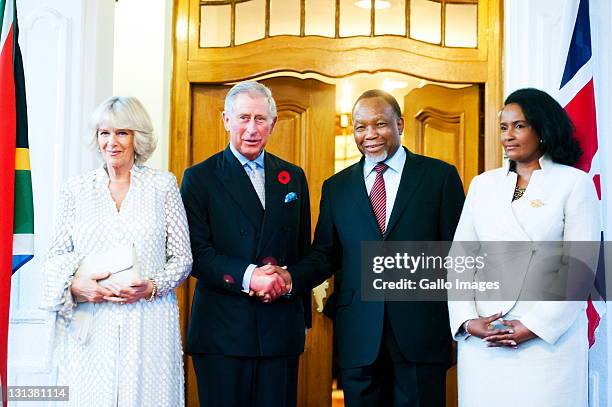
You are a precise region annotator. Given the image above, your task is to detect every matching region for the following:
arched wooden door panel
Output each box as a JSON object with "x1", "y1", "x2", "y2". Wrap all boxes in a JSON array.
[{"x1": 404, "y1": 84, "x2": 482, "y2": 191}]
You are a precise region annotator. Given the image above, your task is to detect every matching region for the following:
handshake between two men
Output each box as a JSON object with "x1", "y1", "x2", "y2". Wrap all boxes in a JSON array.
[{"x1": 249, "y1": 264, "x2": 293, "y2": 303}]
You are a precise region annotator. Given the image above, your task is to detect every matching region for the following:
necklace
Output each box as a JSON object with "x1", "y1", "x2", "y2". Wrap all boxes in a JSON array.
[{"x1": 513, "y1": 186, "x2": 526, "y2": 201}]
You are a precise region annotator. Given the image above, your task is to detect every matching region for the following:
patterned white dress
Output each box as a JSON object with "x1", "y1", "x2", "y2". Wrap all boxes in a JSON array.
[{"x1": 40, "y1": 165, "x2": 192, "y2": 406}]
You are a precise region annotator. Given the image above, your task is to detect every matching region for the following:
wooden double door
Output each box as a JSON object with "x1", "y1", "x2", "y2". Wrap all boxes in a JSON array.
[{"x1": 178, "y1": 77, "x2": 481, "y2": 406}]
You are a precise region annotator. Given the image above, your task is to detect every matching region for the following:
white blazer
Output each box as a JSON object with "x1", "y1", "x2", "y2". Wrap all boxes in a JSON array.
[{"x1": 448, "y1": 155, "x2": 600, "y2": 344}]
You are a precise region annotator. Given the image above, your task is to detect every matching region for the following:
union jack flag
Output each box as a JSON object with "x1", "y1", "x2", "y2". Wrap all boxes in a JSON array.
[{"x1": 557, "y1": 0, "x2": 605, "y2": 349}]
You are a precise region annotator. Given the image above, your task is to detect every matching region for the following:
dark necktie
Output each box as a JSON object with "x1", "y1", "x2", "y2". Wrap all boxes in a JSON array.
[{"x1": 369, "y1": 163, "x2": 388, "y2": 235}]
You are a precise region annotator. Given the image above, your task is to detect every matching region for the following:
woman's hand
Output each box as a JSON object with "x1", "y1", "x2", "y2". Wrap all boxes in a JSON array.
[
  {"x1": 103, "y1": 279, "x2": 153, "y2": 304},
  {"x1": 484, "y1": 319, "x2": 537, "y2": 348},
  {"x1": 464, "y1": 312, "x2": 513, "y2": 339},
  {"x1": 70, "y1": 272, "x2": 112, "y2": 303}
]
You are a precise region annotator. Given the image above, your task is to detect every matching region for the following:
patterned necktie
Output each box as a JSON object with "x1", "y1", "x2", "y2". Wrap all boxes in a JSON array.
[
  {"x1": 369, "y1": 163, "x2": 388, "y2": 235},
  {"x1": 245, "y1": 161, "x2": 265, "y2": 209}
]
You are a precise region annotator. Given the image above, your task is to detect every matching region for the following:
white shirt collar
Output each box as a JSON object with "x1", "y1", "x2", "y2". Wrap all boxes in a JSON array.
[
  {"x1": 504, "y1": 154, "x2": 552, "y2": 174},
  {"x1": 229, "y1": 143, "x2": 265, "y2": 169},
  {"x1": 363, "y1": 146, "x2": 406, "y2": 178}
]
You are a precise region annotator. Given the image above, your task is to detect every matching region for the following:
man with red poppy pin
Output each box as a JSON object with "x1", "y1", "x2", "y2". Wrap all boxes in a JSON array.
[{"x1": 180, "y1": 81, "x2": 313, "y2": 406}]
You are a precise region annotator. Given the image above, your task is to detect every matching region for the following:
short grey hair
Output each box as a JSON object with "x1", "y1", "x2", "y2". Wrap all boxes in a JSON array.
[
  {"x1": 90, "y1": 96, "x2": 156, "y2": 165},
  {"x1": 224, "y1": 81, "x2": 277, "y2": 120}
]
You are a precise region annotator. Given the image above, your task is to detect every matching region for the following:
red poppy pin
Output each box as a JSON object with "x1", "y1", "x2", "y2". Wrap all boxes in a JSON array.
[{"x1": 277, "y1": 170, "x2": 291, "y2": 185}]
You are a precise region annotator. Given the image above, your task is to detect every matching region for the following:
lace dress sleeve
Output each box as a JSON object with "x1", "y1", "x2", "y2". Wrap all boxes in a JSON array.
[
  {"x1": 152, "y1": 174, "x2": 193, "y2": 297},
  {"x1": 40, "y1": 181, "x2": 83, "y2": 321}
]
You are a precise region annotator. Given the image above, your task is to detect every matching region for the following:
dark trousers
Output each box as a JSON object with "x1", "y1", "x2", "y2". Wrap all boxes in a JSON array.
[
  {"x1": 192, "y1": 354, "x2": 299, "y2": 407},
  {"x1": 341, "y1": 311, "x2": 447, "y2": 407}
]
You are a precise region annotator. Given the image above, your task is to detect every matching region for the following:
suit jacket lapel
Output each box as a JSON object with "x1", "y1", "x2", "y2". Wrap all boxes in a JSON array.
[
  {"x1": 351, "y1": 157, "x2": 383, "y2": 238},
  {"x1": 215, "y1": 147, "x2": 264, "y2": 229},
  {"x1": 385, "y1": 148, "x2": 425, "y2": 239},
  {"x1": 256, "y1": 154, "x2": 287, "y2": 257}
]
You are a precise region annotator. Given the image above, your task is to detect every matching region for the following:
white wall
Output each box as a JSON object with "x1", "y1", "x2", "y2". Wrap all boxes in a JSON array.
[
  {"x1": 10, "y1": 0, "x2": 115, "y2": 400},
  {"x1": 113, "y1": 0, "x2": 173, "y2": 171},
  {"x1": 504, "y1": 1, "x2": 611, "y2": 406},
  {"x1": 9, "y1": 1, "x2": 173, "y2": 400}
]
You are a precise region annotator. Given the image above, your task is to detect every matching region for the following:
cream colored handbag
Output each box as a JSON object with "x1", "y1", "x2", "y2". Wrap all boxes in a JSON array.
[
  {"x1": 70, "y1": 245, "x2": 140, "y2": 345},
  {"x1": 74, "y1": 245, "x2": 140, "y2": 289}
]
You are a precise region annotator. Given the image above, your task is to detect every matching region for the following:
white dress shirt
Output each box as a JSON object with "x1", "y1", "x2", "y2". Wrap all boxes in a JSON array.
[{"x1": 363, "y1": 147, "x2": 407, "y2": 229}]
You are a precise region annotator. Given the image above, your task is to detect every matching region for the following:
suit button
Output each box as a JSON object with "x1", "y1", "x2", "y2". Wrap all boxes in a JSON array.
[
  {"x1": 261, "y1": 256, "x2": 278, "y2": 265},
  {"x1": 240, "y1": 229, "x2": 247, "y2": 236}
]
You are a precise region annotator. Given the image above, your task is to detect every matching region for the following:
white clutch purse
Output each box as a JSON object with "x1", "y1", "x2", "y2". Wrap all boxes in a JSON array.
[
  {"x1": 74, "y1": 245, "x2": 140, "y2": 289},
  {"x1": 70, "y1": 245, "x2": 140, "y2": 345}
]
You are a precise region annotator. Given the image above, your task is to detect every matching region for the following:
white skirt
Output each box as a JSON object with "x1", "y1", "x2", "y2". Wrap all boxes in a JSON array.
[{"x1": 456, "y1": 313, "x2": 588, "y2": 407}]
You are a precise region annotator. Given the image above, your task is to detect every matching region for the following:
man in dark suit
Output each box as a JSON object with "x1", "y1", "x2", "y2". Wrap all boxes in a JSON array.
[
  {"x1": 289, "y1": 90, "x2": 465, "y2": 406},
  {"x1": 180, "y1": 81, "x2": 311, "y2": 407}
]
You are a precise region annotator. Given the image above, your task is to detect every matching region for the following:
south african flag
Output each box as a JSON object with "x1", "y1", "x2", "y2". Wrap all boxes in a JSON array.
[{"x1": 1, "y1": 0, "x2": 33, "y2": 400}]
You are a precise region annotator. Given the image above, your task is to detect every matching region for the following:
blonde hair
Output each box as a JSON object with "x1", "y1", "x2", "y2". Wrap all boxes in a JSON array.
[{"x1": 90, "y1": 96, "x2": 156, "y2": 164}]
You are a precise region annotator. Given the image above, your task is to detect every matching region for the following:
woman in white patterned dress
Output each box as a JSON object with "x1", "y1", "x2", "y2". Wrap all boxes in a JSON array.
[{"x1": 40, "y1": 96, "x2": 192, "y2": 406}]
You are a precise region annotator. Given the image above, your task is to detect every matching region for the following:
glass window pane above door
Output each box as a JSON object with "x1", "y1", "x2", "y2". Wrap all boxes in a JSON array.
[
  {"x1": 340, "y1": 0, "x2": 371, "y2": 37},
  {"x1": 200, "y1": 5, "x2": 231, "y2": 47},
  {"x1": 445, "y1": 3, "x2": 477, "y2": 47},
  {"x1": 409, "y1": 0, "x2": 441, "y2": 44},
  {"x1": 235, "y1": 0, "x2": 266, "y2": 45},
  {"x1": 375, "y1": 0, "x2": 406, "y2": 36},
  {"x1": 270, "y1": 0, "x2": 301, "y2": 36},
  {"x1": 305, "y1": 0, "x2": 335, "y2": 37}
]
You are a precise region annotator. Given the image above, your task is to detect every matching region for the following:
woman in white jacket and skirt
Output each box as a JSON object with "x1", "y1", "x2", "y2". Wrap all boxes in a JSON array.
[{"x1": 448, "y1": 88, "x2": 600, "y2": 407}]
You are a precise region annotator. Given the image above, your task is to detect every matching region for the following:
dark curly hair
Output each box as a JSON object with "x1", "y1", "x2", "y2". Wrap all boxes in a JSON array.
[{"x1": 504, "y1": 88, "x2": 582, "y2": 165}]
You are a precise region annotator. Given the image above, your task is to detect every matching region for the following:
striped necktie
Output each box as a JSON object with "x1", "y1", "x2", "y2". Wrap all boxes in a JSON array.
[{"x1": 369, "y1": 163, "x2": 388, "y2": 235}]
